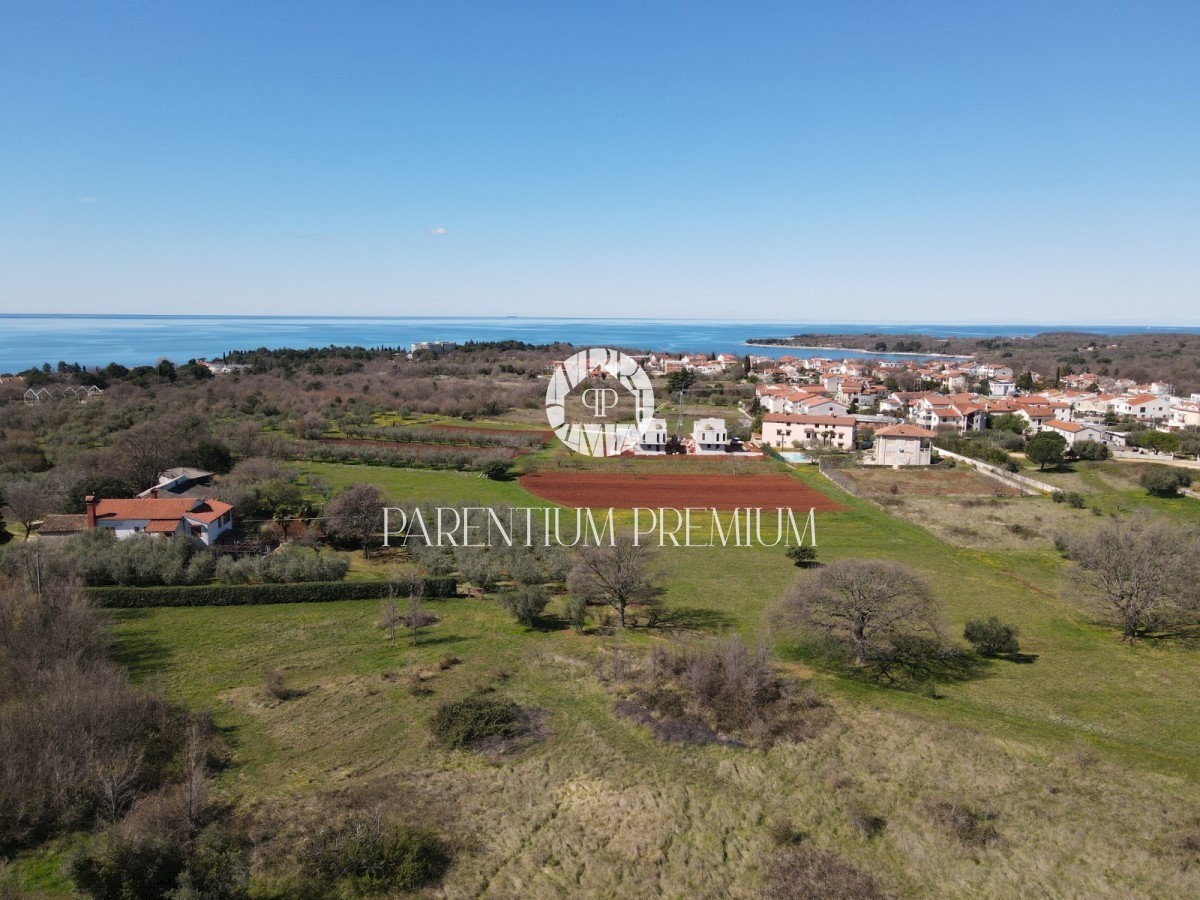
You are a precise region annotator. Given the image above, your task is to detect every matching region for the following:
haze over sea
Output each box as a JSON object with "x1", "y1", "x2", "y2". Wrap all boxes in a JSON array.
[{"x1": 2, "y1": 315, "x2": 1199, "y2": 373}]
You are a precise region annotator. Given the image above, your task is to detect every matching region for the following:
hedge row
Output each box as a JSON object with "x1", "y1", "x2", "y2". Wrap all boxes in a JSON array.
[{"x1": 87, "y1": 576, "x2": 459, "y2": 608}]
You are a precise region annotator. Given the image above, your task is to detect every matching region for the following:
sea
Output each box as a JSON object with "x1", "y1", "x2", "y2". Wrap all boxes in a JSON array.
[{"x1": 1, "y1": 315, "x2": 1197, "y2": 373}]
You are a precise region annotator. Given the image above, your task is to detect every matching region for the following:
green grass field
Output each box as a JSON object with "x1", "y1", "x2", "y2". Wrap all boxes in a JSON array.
[{"x1": 15, "y1": 458, "x2": 1200, "y2": 896}]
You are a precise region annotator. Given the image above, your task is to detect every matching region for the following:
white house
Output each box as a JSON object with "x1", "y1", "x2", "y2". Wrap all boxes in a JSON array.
[
  {"x1": 989, "y1": 379, "x2": 1016, "y2": 397},
  {"x1": 1113, "y1": 393, "x2": 1172, "y2": 421},
  {"x1": 637, "y1": 417, "x2": 669, "y2": 453},
  {"x1": 1042, "y1": 419, "x2": 1107, "y2": 448},
  {"x1": 871, "y1": 423, "x2": 937, "y2": 466},
  {"x1": 692, "y1": 417, "x2": 730, "y2": 453},
  {"x1": 1168, "y1": 402, "x2": 1200, "y2": 430},
  {"x1": 78, "y1": 495, "x2": 234, "y2": 546},
  {"x1": 761, "y1": 413, "x2": 856, "y2": 450}
]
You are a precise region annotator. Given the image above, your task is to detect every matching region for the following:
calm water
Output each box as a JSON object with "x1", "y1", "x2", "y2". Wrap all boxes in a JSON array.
[{"x1": 1, "y1": 315, "x2": 1196, "y2": 372}]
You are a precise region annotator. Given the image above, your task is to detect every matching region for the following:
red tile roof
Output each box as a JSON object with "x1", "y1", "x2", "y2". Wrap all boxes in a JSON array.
[
  {"x1": 874, "y1": 424, "x2": 937, "y2": 438},
  {"x1": 93, "y1": 498, "x2": 198, "y2": 521},
  {"x1": 1045, "y1": 419, "x2": 1098, "y2": 433},
  {"x1": 184, "y1": 501, "x2": 234, "y2": 524},
  {"x1": 38, "y1": 514, "x2": 87, "y2": 534},
  {"x1": 91, "y1": 497, "x2": 233, "y2": 525}
]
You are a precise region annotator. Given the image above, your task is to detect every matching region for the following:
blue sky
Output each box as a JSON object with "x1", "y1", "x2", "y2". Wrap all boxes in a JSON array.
[{"x1": 1, "y1": 1, "x2": 1197, "y2": 323}]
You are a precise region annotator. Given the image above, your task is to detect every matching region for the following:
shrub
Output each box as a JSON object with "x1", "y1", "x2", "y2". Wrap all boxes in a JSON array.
[
  {"x1": 263, "y1": 669, "x2": 299, "y2": 701},
  {"x1": 1051, "y1": 491, "x2": 1065, "y2": 503},
  {"x1": 481, "y1": 459, "x2": 512, "y2": 480},
  {"x1": 499, "y1": 585, "x2": 550, "y2": 626},
  {"x1": 620, "y1": 636, "x2": 827, "y2": 747},
  {"x1": 0, "y1": 581, "x2": 185, "y2": 855},
  {"x1": 1074, "y1": 439, "x2": 1110, "y2": 461},
  {"x1": 925, "y1": 799, "x2": 1000, "y2": 847},
  {"x1": 785, "y1": 545, "x2": 818, "y2": 568},
  {"x1": 1140, "y1": 466, "x2": 1191, "y2": 497},
  {"x1": 762, "y1": 845, "x2": 889, "y2": 899},
  {"x1": 69, "y1": 828, "x2": 187, "y2": 900},
  {"x1": 963, "y1": 617, "x2": 1021, "y2": 656},
  {"x1": 173, "y1": 824, "x2": 250, "y2": 900},
  {"x1": 429, "y1": 696, "x2": 526, "y2": 750},
  {"x1": 1066, "y1": 492, "x2": 1086, "y2": 509},
  {"x1": 300, "y1": 808, "x2": 449, "y2": 895},
  {"x1": 563, "y1": 595, "x2": 589, "y2": 633},
  {"x1": 847, "y1": 803, "x2": 887, "y2": 839},
  {"x1": 214, "y1": 547, "x2": 349, "y2": 585}
]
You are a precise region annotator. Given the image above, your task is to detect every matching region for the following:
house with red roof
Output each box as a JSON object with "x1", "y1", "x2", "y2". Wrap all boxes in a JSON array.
[
  {"x1": 39, "y1": 495, "x2": 235, "y2": 546},
  {"x1": 1042, "y1": 419, "x2": 1107, "y2": 448},
  {"x1": 871, "y1": 423, "x2": 937, "y2": 466}
]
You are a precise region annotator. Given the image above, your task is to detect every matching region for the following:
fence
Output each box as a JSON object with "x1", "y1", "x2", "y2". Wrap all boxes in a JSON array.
[
  {"x1": 933, "y1": 448, "x2": 1057, "y2": 495},
  {"x1": 817, "y1": 457, "x2": 861, "y2": 496}
]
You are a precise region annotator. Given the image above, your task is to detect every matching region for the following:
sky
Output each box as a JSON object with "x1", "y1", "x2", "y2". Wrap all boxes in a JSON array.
[{"x1": 1, "y1": 1, "x2": 1197, "y2": 323}]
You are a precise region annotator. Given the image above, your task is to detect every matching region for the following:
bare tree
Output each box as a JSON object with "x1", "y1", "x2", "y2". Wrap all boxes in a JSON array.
[
  {"x1": 2, "y1": 478, "x2": 54, "y2": 541},
  {"x1": 325, "y1": 483, "x2": 386, "y2": 558},
  {"x1": 1063, "y1": 516, "x2": 1200, "y2": 639},
  {"x1": 180, "y1": 718, "x2": 208, "y2": 832},
  {"x1": 402, "y1": 596, "x2": 437, "y2": 645},
  {"x1": 567, "y1": 537, "x2": 665, "y2": 628},
  {"x1": 775, "y1": 558, "x2": 941, "y2": 666},
  {"x1": 377, "y1": 571, "x2": 424, "y2": 644},
  {"x1": 112, "y1": 420, "x2": 183, "y2": 489},
  {"x1": 379, "y1": 600, "x2": 403, "y2": 643}
]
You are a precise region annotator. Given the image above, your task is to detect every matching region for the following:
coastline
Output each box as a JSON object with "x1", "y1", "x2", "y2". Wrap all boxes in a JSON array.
[{"x1": 743, "y1": 341, "x2": 973, "y2": 360}]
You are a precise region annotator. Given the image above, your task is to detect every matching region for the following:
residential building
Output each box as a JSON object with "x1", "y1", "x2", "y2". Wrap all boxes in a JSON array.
[
  {"x1": 871, "y1": 423, "x2": 937, "y2": 466},
  {"x1": 692, "y1": 417, "x2": 730, "y2": 453},
  {"x1": 762, "y1": 413, "x2": 856, "y2": 450},
  {"x1": 1042, "y1": 419, "x2": 1107, "y2": 448},
  {"x1": 1113, "y1": 393, "x2": 1172, "y2": 421},
  {"x1": 637, "y1": 418, "x2": 669, "y2": 453},
  {"x1": 40, "y1": 495, "x2": 235, "y2": 546}
]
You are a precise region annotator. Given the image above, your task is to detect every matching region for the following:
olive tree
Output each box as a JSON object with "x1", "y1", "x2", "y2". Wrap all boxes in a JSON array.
[
  {"x1": 1063, "y1": 516, "x2": 1200, "y2": 639},
  {"x1": 567, "y1": 538, "x2": 665, "y2": 628},
  {"x1": 774, "y1": 558, "x2": 942, "y2": 666}
]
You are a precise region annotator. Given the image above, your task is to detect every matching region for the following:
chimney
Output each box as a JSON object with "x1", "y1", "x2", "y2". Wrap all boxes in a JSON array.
[
  {"x1": 150, "y1": 487, "x2": 159, "y2": 499},
  {"x1": 85, "y1": 495, "x2": 97, "y2": 529}
]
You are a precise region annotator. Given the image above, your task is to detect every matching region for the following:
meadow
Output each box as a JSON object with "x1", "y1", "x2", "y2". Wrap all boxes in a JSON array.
[{"x1": 27, "y1": 457, "x2": 1192, "y2": 897}]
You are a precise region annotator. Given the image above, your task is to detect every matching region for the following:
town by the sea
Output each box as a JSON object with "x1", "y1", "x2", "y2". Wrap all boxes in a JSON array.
[{"x1": 2, "y1": 314, "x2": 1198, "y2": 373}]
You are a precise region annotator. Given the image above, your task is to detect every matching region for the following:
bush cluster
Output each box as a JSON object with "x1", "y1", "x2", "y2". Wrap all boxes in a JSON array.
[
  {"x1": 214, "y1": 547, "x2": 349, "y2": 584},
  {"x1": 429, "y1": 696, "x2": 528, "y2": 750},
  {"x1": 299, "y1": 809, "x2": 449, "y2": 895},
  {"x1": 934, "y1": 434, "x2": 1018, "y2": 471},
  {"x1": 613, "y1": 636, "x2": 826, "y2": 748}
]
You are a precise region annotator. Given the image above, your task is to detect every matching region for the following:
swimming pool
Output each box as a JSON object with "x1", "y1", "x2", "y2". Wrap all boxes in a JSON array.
[{"x1": 777, "y1": 451, "x2": 812, "y2": 464}]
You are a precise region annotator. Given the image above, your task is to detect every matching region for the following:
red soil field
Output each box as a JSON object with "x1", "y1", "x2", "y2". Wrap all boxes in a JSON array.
[{"x1": 519, "y1": 472, "x2": 845, "y2": 511}]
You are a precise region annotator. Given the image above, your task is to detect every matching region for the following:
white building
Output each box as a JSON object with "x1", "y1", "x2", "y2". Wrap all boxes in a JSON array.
[
  {"x1": 637, "y1": 417, "x2": 669, "y2": 453},
  {"x1": 83, "y1": 496, "x2": 234, "y2": 546},
  {"x1": 692, "y1": 418, "x2": 730, "y2": 453},
  {"x1": 1113, "y1": 393, "x2": 1172, "y2": 421},
  {"x1": 762, "y1": 413, "x2": 856, "y2": 450},
  {"x1": 1042, "y1": 419, "x2": 1108, "y2": 448},
  {"x1": 871, "y1": 423, "x2": 936, "y2": 466},
  {"x1": 1168, "y1": 402, "x2": 1200, "y2": 430}
]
